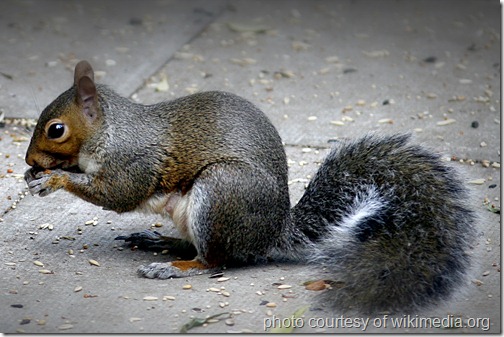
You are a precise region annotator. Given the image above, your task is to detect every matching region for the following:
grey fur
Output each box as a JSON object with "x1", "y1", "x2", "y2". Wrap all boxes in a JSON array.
[
  {"x1": 291, "y1": 134, "x2": 475, "y2": 313},
  {"x1": 26, "y1": 79, "x2": 475, "y2": 314}
]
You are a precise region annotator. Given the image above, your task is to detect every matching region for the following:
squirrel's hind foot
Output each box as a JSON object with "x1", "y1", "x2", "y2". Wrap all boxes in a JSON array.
[{"x1": 137, "y1": 259, "x2": 213, "y2": 279}]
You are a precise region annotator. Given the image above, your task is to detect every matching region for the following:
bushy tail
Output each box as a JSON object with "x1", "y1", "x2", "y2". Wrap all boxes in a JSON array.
[{"x1": 291, "y1": 133, "x2": 475, "y2": 314}]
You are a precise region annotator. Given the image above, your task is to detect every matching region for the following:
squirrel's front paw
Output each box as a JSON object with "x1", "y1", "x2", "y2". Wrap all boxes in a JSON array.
[
  {"x1": 25, "y1": 168, "x2": 66, "y2": 197},
  {"x1": 115, "y1": 230, "x2": 166, "y2": 250}
]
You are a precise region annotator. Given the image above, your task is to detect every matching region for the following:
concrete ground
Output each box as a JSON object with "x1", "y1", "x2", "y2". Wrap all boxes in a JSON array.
[{"x1": 0, "y1": 0, "x2": 500, "y2": 333}]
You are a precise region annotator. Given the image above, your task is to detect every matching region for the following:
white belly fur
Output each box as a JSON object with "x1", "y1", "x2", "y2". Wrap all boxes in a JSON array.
[{"x1": 137, "y1": 191, "x2": 197, "y2": 244}]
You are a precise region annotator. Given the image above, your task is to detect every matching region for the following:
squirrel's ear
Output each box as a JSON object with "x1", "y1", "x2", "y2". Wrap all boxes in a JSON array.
[
  {"x1": 74, "y1": 61, "x2": 98, "y2": 120},
  {"x1": 74, "y1": 60, "x2": 94, "y2": 85}
]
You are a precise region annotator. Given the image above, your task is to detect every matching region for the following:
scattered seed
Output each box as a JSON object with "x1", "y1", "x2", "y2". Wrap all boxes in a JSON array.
[
  {"x1": 227, "y1": 22, "x2": 269, "y2": 34},
  {"x1": 58, "y1": 323, "x2": 74, "y2": 330},
  {"x1": 225, "y1": 319, "x2": 235, "y2": 326},
  {"x1": 459, "y1": 78, "x2": 472, "y2": 84},
  {"x1": 330, "y1": 120, "x2": 344, "y2": 126},
  {"x1": 209, "y1": 271, "x2": 224, "y2": 278},
  {"x1": 472, "y1": 279, "x2": 484, "y2": 286},
  {"x1": 88, "y1": 259, "x2": 100, "y2": 267},
  {"x1": 448, "y1": 95, "x2": 466, "y2": 102},
  {"x1": 266, "y1": 302, "x2": 277, "y2": 308},
  {"x1": 33, "y1": 261, "x2": 44, "y2": 267},
  {"x1": 468, "y1": 179, "x2": 485, "y2": 185},
  {"x1": 307, "y1": 116, "x2": 317, "y2": 121},
  {"x1": 129, "y1": 317, "x2": 142, "y2": 323},
  {"x1": 83, "y1": 293, "x2": 98, "y2": 298},
  {"x1": 38, "y1": 269, "x2": 53, "y2": 274},
  {"x1": 182, "y1": 284, "x2": 192, "y2": 290},
  {"x1": 325, "y1": 56, "x2": 339, "y2": 63},
  {"x1": 275, "y1": 70, "x2": 295, "y2": 79},
  {"x1": 230, "y1": 58, "x2": 257, "y2": 66},
  {"x1": 363, "y1": 49, "x2": 390, "y2": 58},
  {"x1": 155, "y1": 77, "x2": 169, "y2": 92},
  {"x1": 208, "y1": 287, "x2": 220, "y2": 292},
  {"x1": 74, "y1": 286, "x2": 83, "y2": 292},
  {"x1": 343, "y1": 68, "x2": 357, "y2": 74},
  {"x1": 423, "y1": 56, "x2": 437, "y2": 63},
  {"x1": 292, "y1": 40, "x2": 310, "y2": 51},
  {"x1": 20, "y1": 318, "x2": 31, "y2": 325},
  {"x1": 217, "y1": 277, "x2": 230, "y2": 282},
  {"x1": 277, "y1": 284, "x2": 292, "y2": 289},
  {"x1": 492, "y1": 162, "x2": 500, "y2": 168},
  {"x1": 378, "y1": 118, "x2": 393, "y2": 124},
  {"x1": 436, "y1": 119, "x2": 456, "y2": 126},
  {"x1": 482, "y1": 271, "x2": 490, "y2": 277},
  {"x1": 474, "y1": 96, "x2": 490, "y2": 103},
  {"x1": 5, "y1": 262, "x2": 16, "y2": 266},
  {"x1": 425, "y1": 93, "x2": 438, "y2": 99},
  {"x1": 318, "y1": 67, "x2": 331, "y2": 75},
  {"x1": 163, "y1": 296, "x2": 175, "y2": 301},
  {"x1": 143, "y1": 296, "x2": 158, "y2": 301},
  {"x1": 221, "y1": 291, "x2": 231, "y2": 297}
]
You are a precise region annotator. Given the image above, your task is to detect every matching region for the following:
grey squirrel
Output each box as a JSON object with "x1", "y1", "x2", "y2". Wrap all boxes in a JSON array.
[{"x1": 24, "y1": 60, "x2": 475, "y2": 314}]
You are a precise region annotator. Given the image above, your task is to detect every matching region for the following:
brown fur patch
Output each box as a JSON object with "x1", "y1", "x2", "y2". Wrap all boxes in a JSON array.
[
  {"x1": 170, "y1": 259, "x2": 209, "y2": 271},
  {"x1": 47, "y1": 173, "x2": 68, "y2": 190}
]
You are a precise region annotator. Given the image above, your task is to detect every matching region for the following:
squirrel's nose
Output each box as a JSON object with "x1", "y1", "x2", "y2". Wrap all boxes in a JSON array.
[
  {"x1": 25, "y1": 154, "x2": 35, "y2": 167},
  {"x1": 25, "y1": 151, "x2": 43, "y2": 168}
]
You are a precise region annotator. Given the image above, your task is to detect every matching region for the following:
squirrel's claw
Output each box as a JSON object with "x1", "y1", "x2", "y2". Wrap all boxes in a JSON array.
[{"x1": 116, "y1": 230, "x2": 198, "y2": 258}]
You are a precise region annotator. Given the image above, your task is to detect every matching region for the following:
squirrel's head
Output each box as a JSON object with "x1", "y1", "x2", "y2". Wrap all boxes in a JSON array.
[{"x1": 25, "y1": 60, "x2": 102, "y2": 171}]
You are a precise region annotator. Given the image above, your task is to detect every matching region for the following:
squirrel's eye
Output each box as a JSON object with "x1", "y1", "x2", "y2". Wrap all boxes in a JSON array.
[
  {"x1": 44, "y1": 119, "x2": 70, "y2": 143},
  {"x1": 47, "y1": 123, "x2": 66, "y2": 139}
]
